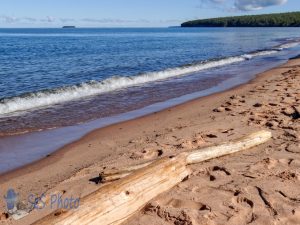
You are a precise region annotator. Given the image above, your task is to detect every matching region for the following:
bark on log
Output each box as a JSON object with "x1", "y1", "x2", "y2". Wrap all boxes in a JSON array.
[
  {"x1": 35, "y1": 130, "x2": 271, "y2": 225},
  {"x1": 100, "y1": 130, "x2": 272, "y2": 182},
  {"x1": 33, "y1": 153, "x2": 190, "y2": 225},
  {"x1": 186, "y1": 130, "x2": 272, "y2": 164},
  {"x1": 100, "y1": 161, "x2": 153, "y2": 182}
]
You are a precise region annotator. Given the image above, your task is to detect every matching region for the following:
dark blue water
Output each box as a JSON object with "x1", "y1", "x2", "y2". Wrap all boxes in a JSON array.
[
  {"x1": 0, "y1": 28, "x2": 300, "y2": 135},
  {"x1": 1, "y1": 27, "x2": 300, "y2": 173},
  {"x1": 1, "y1": 27, "x2": 300, "y2": 98}
]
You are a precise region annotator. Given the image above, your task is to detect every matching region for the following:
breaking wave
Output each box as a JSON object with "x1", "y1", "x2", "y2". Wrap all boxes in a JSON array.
[{"x1": 0, "y1": 41, "x2": 299, "y2": 116}]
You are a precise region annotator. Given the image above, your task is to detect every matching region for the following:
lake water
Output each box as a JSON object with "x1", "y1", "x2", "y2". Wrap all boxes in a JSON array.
[{"x1": 0, "y1": 27, "x2": 300, "y2": 173}]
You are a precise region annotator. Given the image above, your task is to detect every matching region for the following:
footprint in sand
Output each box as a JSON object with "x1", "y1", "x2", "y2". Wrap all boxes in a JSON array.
[
  {"x1": 165, "y1": 198, "x2": 211, "y2": 211},
  {"x1": 227, "y1": 196, "x2": 256, "y2": 224},
  {"x1": 174, "y1": 136, "x2": 206, "y2": 150},
  {"x1": 278, "y1": 158, "x2": 294, "y2": 166},
  {"x1": 175, "y1": 139, "x2": 195, "y2": 149},
  {"x1": 276, "y1": 190, "x2": 300, "y2": 204},
  {"x1": 130, "y1": 148, "x2": 163, "y2": 160},
  {"x1": 0, "y1": 212, "x2": 9, "y2": 221},
  {"x1": 193, "y1": 166, "x2": 232, "y2": 182},
  {"x1": 285, "y1": 143, "x2": 300, "y2": 154},
  {"x1": 212, "y1": 166, "x2": 231, "y2": 175},
  {"x1": 276, "y1": 171, "x2": 299, "y2": 181},
  {"x1": 144, "y1": 198, "x2": 211, "y2": 225},
  {"x1": 249, "y1": 158, "x2": 278, "y2": 172}
]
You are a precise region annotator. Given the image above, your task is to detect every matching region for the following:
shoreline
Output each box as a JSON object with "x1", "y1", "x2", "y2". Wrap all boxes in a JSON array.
[
  {"x1": 0, "y1": 55, "x2": 289, "y2": 175},
  {"x1": 0, "y1": 59, "x2": 287, "y2": 181},
  {"x1": 0, "y1": 58, "x2": 299, "y2": 224},
  {"x1": 1, "y1": 38, "x2": 299, "y2": 137}
]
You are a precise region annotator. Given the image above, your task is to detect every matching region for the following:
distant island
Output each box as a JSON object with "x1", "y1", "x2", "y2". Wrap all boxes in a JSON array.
[
  {"x1": 62, "y1": 26, "x2": 76, "y2": 29},
  {"x1": 181, "y1": 12, "x2": 300, "y2": 27}
]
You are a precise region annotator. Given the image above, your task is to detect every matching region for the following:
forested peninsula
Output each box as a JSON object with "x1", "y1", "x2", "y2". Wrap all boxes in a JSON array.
[{"x1": 181, "y1": 12, "x2": 300, "y2": 27}]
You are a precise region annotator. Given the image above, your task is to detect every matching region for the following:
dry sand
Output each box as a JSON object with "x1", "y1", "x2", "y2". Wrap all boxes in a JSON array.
[{"x1": 0, "y1": 59, "x2": 299, "y2": 225}]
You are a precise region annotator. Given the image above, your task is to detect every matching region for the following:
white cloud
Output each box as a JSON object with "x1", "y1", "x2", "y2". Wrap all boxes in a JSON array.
[
  {"x1": 211, "y1": 0, "x2": 226, "y2": 3},
  {"x1": 198, "y1": 0, "x2": 226, "y2": 6},
  {"x1": 0, "y1": 15, "x2": 180, "y2": 26},
  {"x1": 39, "y1": 16, "x2": 56, "y2": 23},
  {"x1": 47, "y1": 16, "x2": 55, "y2": 22},
  {"x1": 234, "y1": 0, "x2": 288, "y2": 11},
  {"x1": 81, "y1": 18, "x2": 133, "y2": 23},
  {"x1": 59, "y1": 18, "x2": 76, "y2": 23},
  {"x1": 0, "y1": 15, "x2": 19, "y2": 23},
  {"x1": 197, "y1": 0, "x2": 228, "y2": 11},
  {"x1": 23, "y1": 17, "x2": 37, "y2": 22},
  {"x1": 199, "y1": 0, "x2": 288, "y2": 11}
]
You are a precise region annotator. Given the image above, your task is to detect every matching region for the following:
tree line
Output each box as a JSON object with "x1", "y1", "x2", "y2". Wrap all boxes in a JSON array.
[{"x1": 181, "y1": 12, "x2": 300, "y2": 27}]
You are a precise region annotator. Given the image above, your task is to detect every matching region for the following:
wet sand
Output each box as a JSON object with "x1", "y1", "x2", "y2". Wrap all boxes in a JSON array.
[{"x1": 0, "y1": 58, "x2": 299, "y2": 224}]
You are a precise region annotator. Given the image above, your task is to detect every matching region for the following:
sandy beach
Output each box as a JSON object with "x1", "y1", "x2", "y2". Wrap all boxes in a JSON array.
[{"x1": 0, "y1": 58, "x2": 299, "y2": 224}]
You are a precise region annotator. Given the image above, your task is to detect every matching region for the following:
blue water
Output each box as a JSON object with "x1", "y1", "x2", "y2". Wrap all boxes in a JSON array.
[
  {"x1": 0, "y1": 27, "x2": 299, "y2": 98},
  {"x1": 1, "y1": 27, "x2": 300, "y2": 173},
  {"x1": 0, "y1": 27, "x2": 300, "y2": 135}
]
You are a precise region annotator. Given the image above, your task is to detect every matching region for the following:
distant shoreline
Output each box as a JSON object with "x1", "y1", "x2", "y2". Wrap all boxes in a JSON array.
[
  {"x1": 182, "y1": 11, "x2": 300, "y2": 27},
  {"x1": 62, "y1": 26, "x2": 76, "y2": 28}
]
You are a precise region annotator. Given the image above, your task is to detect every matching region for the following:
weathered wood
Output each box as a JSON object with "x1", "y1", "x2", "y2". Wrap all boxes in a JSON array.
[
  {"x1": 186, "y1": 130, "x2": 272, "y2": 164},
  {"x1": 35, "y1": 130, "x2": 271, "y2": 225},
  {"x1": 100, "y1": 161, "x2": 153, "y2": 182},
  {"x1": 100, "y1": 130, "x2": 272, "y2": 182},
  {"x1": 33, "y1": 153, "x2": 190, "y2": 225}
]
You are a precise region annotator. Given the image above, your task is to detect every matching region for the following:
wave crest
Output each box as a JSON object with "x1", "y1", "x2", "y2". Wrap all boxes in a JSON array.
[{"x1": 0, "y1": 41, "x2": 299, "y2": 116}]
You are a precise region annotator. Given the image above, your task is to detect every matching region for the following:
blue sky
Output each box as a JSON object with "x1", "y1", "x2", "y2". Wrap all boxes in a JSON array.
[{"x1": 0, "y1": 0, "x2": 298, "y2": 27}]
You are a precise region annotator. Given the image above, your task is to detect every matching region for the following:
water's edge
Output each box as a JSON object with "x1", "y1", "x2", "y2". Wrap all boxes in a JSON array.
[{"x1": 0, "y1": 56, "x2": 291, "y2": 175}]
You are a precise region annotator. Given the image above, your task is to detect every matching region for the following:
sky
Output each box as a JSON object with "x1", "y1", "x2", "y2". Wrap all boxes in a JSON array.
[{"x1": 0, "y1": 0, "x2": 298, "y2": 28}]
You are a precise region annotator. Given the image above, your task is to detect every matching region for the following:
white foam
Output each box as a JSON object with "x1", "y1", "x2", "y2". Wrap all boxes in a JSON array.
[
  {"x1": 279, "y1": 42, "x2": 300, "y2": 49},
  {"x1": 249, "y1": 50, "x2": 279, "y2": 57},
  {"x1": 0, "y1": 56, "x2": 245, "y2": 116},
  {"x1": 242, "y1": 50, "x2": 278, "y2": 60},
  {"x1": 242, "y1": 54, "x2": 253, "y2": 60},
  {"x1": 0, "y1": 42, "x2": 296, "y2": 116}
]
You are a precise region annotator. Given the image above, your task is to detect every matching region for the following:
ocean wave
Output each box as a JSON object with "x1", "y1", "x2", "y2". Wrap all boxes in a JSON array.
[
  {"x1": 242, "y1": 50, "x2": 279, "y2": 60},
  {"x1": 279, "y1": 42, "x2": 300, "y2": 49},
  {"x1": 0, "y1": 56, "x2": 245, "y2": 116},
  {"x1": 0, "y1": 41, "x2": 299, "y2": 116}
]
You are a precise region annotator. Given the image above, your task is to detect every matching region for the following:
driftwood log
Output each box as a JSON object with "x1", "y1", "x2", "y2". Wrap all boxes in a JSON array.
[
  {"x1": 34, "y1": 154, "x2": 190, "y2": 225},
  {"x1": 101, "y1": 130, "x2": 272, "y2": 182},
  {"x1": 34, "y1": 130, "x2": 271, "y2": 225}
]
